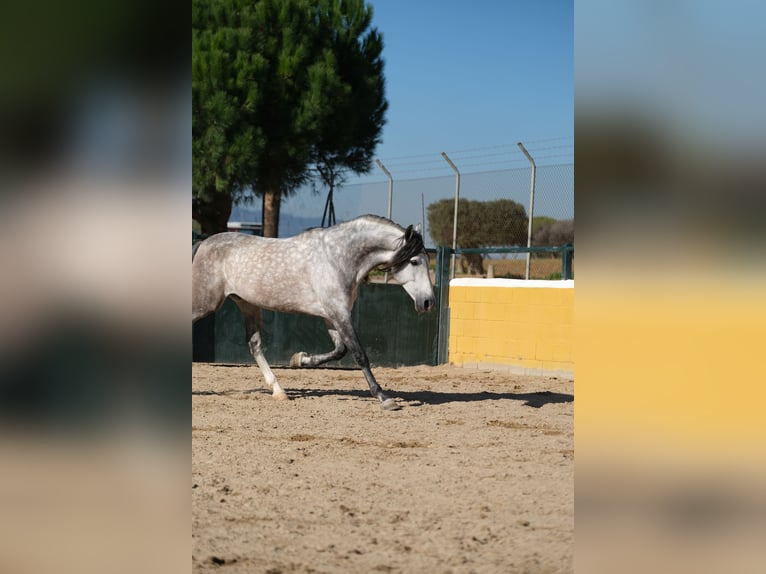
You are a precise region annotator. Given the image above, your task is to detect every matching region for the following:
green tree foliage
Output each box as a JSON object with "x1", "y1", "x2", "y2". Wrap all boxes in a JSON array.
[
  {"x1": 427, "y1": 198, "x2": 527, "y2": 274},
  {"x1": 532, "y1": 216, "x2": 557, "y2": 234},
  {"x1": 428, "y1": 198, "x2": 528, "y2": 247},
  {"x1": 192, "y1": 0, "x2": 387, "y2": 236}
]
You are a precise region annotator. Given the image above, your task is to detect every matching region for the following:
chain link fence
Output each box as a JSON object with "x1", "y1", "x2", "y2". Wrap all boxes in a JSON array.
[{"x1": 259, "y1": 162, "x2": 574, "y2": 279}]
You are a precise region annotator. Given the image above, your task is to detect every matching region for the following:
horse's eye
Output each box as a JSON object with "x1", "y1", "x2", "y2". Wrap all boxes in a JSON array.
[{"x1": 410, "y1": 259, "x2": 420, "y2": 266}]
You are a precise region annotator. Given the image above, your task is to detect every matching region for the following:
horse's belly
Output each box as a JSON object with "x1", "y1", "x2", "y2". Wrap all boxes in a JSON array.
[{"x1": 237, "y1": 286, "x2": 325, "y2": 317}]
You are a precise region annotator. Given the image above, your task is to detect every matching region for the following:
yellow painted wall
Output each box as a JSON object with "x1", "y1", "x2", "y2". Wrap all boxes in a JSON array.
[{"x1": 448, "y1": 279, "x2": 574, "y2": 376}]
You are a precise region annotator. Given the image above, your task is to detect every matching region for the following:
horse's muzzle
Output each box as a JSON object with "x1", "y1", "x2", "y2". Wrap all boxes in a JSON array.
[{"x1": 418, "y1": 297, "x2": 435, "y2": 313}]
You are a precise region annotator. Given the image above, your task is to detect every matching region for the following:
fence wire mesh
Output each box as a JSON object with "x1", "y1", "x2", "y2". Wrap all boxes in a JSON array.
[{"x1": 258, "y1": 162, "x2": 573, "y2": 279}]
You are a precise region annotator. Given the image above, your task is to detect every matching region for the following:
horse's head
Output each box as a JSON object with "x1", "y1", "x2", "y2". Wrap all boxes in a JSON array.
[{"x1": 388, "y1": 225, "x2": 435, "y2": 314}]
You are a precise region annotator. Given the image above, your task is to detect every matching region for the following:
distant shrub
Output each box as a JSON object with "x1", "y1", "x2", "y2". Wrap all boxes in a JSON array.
[
  {"x1": 532, "y1": 216, "x2": 557, "y2": 234},
  {"x1": 533, "y1": 218, "x2": 574, "y2": 247},
  {"x1": 427, "y1": 198, "x2": 528, "y2": 276},
  {"x1": 544, "y1": 270, "x2": 574, "y2": 280}
]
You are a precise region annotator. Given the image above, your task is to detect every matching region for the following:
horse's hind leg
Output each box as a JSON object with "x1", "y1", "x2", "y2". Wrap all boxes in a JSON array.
[
  {"x1": 231, "y1": 297, "x2": 288, "y2": 400},
  {"x1": 290, "y1": 320, "x2": 347, "y2": 368},
  {"x1": 192, "y1": 252, "x2": 226, "y2": 323}
]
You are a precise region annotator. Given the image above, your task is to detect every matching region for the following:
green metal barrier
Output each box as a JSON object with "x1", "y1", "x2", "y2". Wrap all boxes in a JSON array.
[
  {"x1": 455, "y1": 244, "x2": 574, "y2": 280},
  {"x1": 191, "y1": 244, "x2": 572, "y2": 367},
  {"x1": 192, "y1": 314, "x2": 215, "y2": 362},
  {"x1": 436, "y1": 246, "x2": 451, "y2": 364},
  {"x1": 193, "y1": 281, "x2": 440, "y2": 367}
]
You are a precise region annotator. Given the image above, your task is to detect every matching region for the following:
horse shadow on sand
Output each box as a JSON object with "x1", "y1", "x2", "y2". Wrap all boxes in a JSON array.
[
  {"x1": 298, "y1": 387, "x2": 573, "y2": 408},
  {"x1": 193, "y1": 386, "x2": 573, "y2": 408}
]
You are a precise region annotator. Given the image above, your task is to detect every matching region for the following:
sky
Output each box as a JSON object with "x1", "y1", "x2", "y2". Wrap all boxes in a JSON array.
[
  {"x1": 244, "y1": 0, "x2": 575, "y2": 239},
  {"x1": 348, "y1": 0, "x2": 574, "y2": 183}
]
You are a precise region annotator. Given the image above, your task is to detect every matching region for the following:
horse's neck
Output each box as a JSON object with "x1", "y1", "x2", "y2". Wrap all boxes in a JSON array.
[{"x1": 335, "y1": 221, "x2": 400, "y2": 282}]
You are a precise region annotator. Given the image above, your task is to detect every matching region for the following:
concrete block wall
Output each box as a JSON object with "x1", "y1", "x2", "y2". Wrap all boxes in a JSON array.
[{"x1": 448, "y1": 278, "x2": 574, "y2": 377}]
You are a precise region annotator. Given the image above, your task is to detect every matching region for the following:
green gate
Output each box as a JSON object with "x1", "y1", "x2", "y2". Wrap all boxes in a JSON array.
[
  {"x1": 191, "y1": 244, "x2": 571, "y2": 367},
  {"x1": 193, "y1": 280, "x2": 441, "y2": 367}
]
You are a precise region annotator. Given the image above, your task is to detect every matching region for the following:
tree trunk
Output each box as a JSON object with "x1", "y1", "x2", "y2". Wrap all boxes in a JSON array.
[
  {"x1": 262, "y1": 190, "x2": 281, "y2": 238},
  {"x1": 467, "y1": 253, "x2": 485, "y2": 276},
  {"x1": 192, "y1": 191, "x2": 232, "y2": 236},
  {"x1": 321, "y1": 185, "x2": 336, "y2": 227}
]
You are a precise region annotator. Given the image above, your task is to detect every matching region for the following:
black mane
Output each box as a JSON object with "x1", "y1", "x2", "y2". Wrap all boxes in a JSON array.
[
  {"x1": 307, "y1": 215, "x2": 426, "y2": 273},
  {"x1": 382, "y1": 224, "x2": 426, "y2": 272}
]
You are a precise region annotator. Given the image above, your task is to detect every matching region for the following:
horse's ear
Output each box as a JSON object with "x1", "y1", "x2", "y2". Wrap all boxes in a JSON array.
[
  {"x1": 404, "y1": 225, "x2": 414, "y2": 240},
  {"x1": 414, "y1": 223, "x2": 422, "y2": 235}
]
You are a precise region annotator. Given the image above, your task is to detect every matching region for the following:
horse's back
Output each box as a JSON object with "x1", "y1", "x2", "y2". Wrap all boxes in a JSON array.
[
  {"x1": 193, "y1": 232, "x2": 262, "y2": 261},
  {"x1": 193, "y1": 232, "x2": 319, "y2": 308}
]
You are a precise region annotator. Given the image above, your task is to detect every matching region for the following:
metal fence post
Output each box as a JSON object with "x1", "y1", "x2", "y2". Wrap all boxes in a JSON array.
[
  {"x1": 441, "y1": 152, "x2": 460, "y2": 279},
  {"x1": 376, "y1": 159, "x2": 394, "y2": 283},
  {"x1": 561, "y1": 244, "x2": 573, "y2": 280},
  {"x1": 517, "y1": 142, "x2": 537, "y2": 280},
  {"x1": 436, "y1": 245, "x2": 452, "y2": 364}
]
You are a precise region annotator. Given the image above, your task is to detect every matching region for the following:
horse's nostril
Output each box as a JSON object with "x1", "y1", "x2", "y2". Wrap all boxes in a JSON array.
[{"x1": 424, "y1": 299, "x2": 432, "y2": 311}]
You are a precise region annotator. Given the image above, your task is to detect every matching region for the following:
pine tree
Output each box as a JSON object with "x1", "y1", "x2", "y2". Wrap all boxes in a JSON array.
[{"x1": 192, "y1": 0, "x2": 387, "y2": 236}]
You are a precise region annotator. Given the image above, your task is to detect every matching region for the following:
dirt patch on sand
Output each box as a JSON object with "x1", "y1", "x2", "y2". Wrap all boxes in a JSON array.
[{"x1": 193, "y1": 363, "x2": 573, "y2": 573}]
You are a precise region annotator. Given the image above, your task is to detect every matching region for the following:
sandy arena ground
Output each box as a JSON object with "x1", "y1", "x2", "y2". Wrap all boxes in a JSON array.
[{"x1": 192, "y1": 363, "x2": 573, "y2": 573}]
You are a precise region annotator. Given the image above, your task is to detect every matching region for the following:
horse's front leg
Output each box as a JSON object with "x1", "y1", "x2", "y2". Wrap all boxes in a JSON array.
[{"x1": 332, "y1": 318, "x2": 400, "y2": 411}]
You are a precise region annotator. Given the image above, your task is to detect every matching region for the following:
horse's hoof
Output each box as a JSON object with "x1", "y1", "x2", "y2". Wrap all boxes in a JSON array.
[
  {"x1": 289, "y1": 352, "x2": 306, "y2": 368},
  {"x1": 380, "y1": 398, "x2": 400, "y2": 411},
  {"x1": 273, "y1": 391, "x2": 290, "y2": 401}
]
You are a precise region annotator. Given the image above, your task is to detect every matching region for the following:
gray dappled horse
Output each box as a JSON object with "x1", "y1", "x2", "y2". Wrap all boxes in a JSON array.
[{"x1": 192, "y1": 215, "x2": 435, "y2": 410}]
